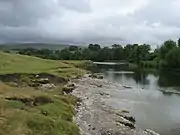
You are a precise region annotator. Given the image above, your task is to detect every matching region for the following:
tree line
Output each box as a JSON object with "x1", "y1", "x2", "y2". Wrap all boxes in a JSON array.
[{"x1": 15, "y1": 38, "x2": 180, "y2": 69}]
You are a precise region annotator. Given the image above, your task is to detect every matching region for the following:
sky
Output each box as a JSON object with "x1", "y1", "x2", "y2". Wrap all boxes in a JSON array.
[{"x1": 0, "y1": 0, "x2": 180, "y2": 47}]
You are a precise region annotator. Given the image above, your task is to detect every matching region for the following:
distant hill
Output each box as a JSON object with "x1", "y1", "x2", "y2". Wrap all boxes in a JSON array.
[{"x1": 0, "y1": 43, "x2": 84, "y2": 50}]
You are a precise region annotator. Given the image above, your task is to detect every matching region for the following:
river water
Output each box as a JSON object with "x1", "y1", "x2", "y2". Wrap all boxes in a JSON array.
[{"x1": 91, "y1": 63, "x2": 180, "y2": 135}]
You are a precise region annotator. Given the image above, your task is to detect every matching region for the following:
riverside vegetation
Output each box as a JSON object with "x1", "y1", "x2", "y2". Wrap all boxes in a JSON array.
[
  {"x1": 0, "y1": 52, "x2": 86, "y2": 135},
  {"x1": 10, "y1": 38, "x2": 180, "y2": 70},
  {"x1": 1, "y1": 38, "x2": 180, "y2": 135}
]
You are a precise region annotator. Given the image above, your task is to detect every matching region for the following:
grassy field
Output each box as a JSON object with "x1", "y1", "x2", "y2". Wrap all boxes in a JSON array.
[
  {"x1": 0, "y1": 52, "x2": 86, "y2": 78},
  {"x1": 0, "y1": 52, "x2": 86, "y2": 135}
]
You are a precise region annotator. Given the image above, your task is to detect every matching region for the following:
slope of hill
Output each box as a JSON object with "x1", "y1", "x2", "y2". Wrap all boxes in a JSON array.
[
  {"x1": 0, "y1": 52, "x2": 85, "y2": 77},
  {"x1": 0, "y1": 43, "x2": 82, "y2": 50},
  {"x1": 0, "y1": 52, "x2": 85, "y2": 135}
]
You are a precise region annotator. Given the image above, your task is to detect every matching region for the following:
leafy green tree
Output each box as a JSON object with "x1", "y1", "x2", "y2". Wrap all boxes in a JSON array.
[
  {"x1": 59, "y1": 48, "x2": 71, "y2": 60},
  {"x1": 165, "y1": 48, "x2": 180, "y2": 68},
  {"x1": 68, "y1": 46, "x2": 78, "y2": 51},
  {"x1": 97, "y1": 47, "x2": 113, "y2": 61},
  {"x1": 159, "y1": 40, "x2": 177, "y2": 59},
  {"x1": 112, "y1": 44, "x2": 124, "y2": 60},
  {"x1": 16, "y1": 39, "x2": 180, "y2": 70},
  {"x1": 178, "y1": 38, "x2": 180, "y2": 47},
  {"x1": 124, "y1": 44, "x2": 133, "y2": 61},
  {"x1": 88, "y1": 44, "x2": 101, "y2": 51}
]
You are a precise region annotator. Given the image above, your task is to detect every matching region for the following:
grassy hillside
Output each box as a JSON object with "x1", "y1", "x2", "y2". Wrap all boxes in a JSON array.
[
  {"x1": 0, "y1": 43, "x2": 85, "y2": 51},
  {"x1": 0, "y1": 43, "x2": 71, "y2": 50},
  {"x1": 0, "y1": 52, "x2": 85, "y2": 78},
  {"x1": 0, "y1": 52, "x2": 86, "y2": 135}
]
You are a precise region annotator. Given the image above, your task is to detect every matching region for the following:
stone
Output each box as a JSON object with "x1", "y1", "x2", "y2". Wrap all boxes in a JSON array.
[
  {"x1": 116, "y1": 112, "x2": 135, "y2": 123},
  {"x1": 97, "y1": 84, "x2": 103, "y2": 87},
  {"x1": 63, "y1": 83, "x2": 76, "y2": 94},
  {"x1": 31, "y1": 78, "x2": 50, "y2": 84},
  {"x1": 89, "y1": 74, "x2": 98, "y2": 78},
  {"x1": 121, "y1": 110, "x2": 130, "y2": 113},
  {"x1": 8, "y1": 82, "x2": 18, "y2": 87},
  {"x1": 40, "y1": 83, "x2": 56, "y2": 90},
  {"x1": 145, "y1": 129, "x2": 160, "y2": 135},
  {"x1": 67, "y1": 83, "x2": 76, "y2": 88},
  {"x1": 123, "y1": 85, "x2": 132, "y2": 89},
  {"x1": 116, "y1": 118, "x2": 135, "y2": 129},
  {"x1": 63, "y1": 86, "x2": 74, "y2": 94},
  {"x1": 97, "y1": 75, "x2": 104, "y2": 79},
  {"x1": 99, "y1": 92, "x2": 110, "y2": 96}
]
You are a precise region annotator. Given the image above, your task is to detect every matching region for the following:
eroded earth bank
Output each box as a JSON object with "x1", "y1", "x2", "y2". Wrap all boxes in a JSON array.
[{"x1": 72, "y1": 74, "x2": 159, "y2": 135}]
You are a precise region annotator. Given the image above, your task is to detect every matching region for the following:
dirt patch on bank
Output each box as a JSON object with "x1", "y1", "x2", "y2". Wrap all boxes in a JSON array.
[
  {"x1": 0, "y1": 73, "x2": 67, "y2": 88},
  {"x1": 5, "y1": 96, "x2": 53, "y2": 107}
]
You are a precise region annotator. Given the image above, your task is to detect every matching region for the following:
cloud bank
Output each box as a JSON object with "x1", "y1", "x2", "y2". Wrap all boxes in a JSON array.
[{"x1": 0, "y1": 0, "x2": 180, "y2": 47}]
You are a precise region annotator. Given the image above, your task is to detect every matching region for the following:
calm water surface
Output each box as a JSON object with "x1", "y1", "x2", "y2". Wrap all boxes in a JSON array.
[{"x1": 91, "y1": 63, "x2": 180, "y2": 135}]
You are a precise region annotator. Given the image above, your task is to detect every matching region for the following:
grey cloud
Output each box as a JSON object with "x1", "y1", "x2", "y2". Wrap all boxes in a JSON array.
[
  {"x1": 0, "y1": 0, "x2": 90, "y2": 27},
  {"x1": 0, "y1": 0, "x2": 180, "y2": 46},
  {"x1": 58, "y1": 0, "x2": 91, "y2": 12}
]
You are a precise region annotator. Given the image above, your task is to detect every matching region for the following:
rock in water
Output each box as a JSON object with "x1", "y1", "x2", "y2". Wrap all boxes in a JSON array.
[
  {"x1": 123, "y1": 85, "x2": 132, "y2": 89},
  {"x1": 145, "y1": 129, "x2": 160, "y2": 135}
]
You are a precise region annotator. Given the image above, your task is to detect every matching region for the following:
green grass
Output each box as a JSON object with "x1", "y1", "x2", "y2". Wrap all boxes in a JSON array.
[
  {"x1": 0, "y1": 52, "x2": 86, "y2": 135},
  {"x1": 0, "y1": 52, "x2": 85, "y2": 78}
]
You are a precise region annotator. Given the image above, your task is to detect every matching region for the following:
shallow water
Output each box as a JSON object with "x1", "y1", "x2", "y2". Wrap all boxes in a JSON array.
[{"x1": 92, "y1": 64, "x2": 180, "y2": 135}]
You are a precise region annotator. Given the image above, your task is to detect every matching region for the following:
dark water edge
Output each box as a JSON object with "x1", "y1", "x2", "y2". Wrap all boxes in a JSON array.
[{"x1": 89, "y1": 63, "x2": 180, "y2": 135}]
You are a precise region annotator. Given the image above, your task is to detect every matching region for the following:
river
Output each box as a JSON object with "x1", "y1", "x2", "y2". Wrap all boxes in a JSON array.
[{"x1": 90, "y1": 63, "x2": 180, "y2": 135}]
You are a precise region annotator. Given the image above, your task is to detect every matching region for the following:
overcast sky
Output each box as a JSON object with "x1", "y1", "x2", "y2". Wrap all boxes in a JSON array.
[{"x1": 0, "y1": 0, "x2": 180, "y2": 47}]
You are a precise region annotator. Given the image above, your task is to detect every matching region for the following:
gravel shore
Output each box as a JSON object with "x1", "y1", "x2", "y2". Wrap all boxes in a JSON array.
[{"x1": 72, "y1": 75, "x2": 160, "y2": 135}]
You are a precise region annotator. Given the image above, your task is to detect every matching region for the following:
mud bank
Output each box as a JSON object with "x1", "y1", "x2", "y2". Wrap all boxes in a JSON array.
[{"x1": 72, "y1": 75, "x2": 160, "y2": 135}]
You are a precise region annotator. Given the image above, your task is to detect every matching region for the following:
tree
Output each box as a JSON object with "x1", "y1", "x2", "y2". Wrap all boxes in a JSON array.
[
  {"x1": 88, "y1": 44, "x2": 101, "y2": 51},
  {"x1": 97, "y1": 47, "x2": 113, "y2": 61},
  {"x1": 178, "y1": 38, "x2": 180, "y2": 47},
  {"x1": 68, "y1": 46, "x2": 78, "y2": 51},
  {"x1": 59, "y1": 48, "x2": 71, "y2": 60},
  {"x1": 165, "y1": 48, "x2": 180, "y2": 68},
  {"x1": 124, "y1": 44, "x2": 133, "y2": 61},
  {"x1": 159, "y1": 40, "x2": 177, "y2": 59},
  {"x1": 112, "y1": 44, "x2": 124, "y2": 60}
]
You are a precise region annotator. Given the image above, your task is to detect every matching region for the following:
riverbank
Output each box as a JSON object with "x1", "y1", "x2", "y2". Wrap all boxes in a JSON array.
[
  {"x1": 72, "y1": 74, "x2": 160, "y2": 135},
  {"x1": 0, "y1": 52, "x2": 162, "y2": 135},
  {"x1": 0, "y1": 52, "x2": 86, "y2": 135}
]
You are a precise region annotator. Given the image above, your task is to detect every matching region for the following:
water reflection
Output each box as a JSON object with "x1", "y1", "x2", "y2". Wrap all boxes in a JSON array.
[
  {"x1": 158, "y1": 70, "x2": 180, "y2": 88},
  {"x1": 91, "y1": 64, "x2": 180, "y2": 90},
  {"x1": 90, "y1": 64, "x2": 180, "y2": 135}
]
